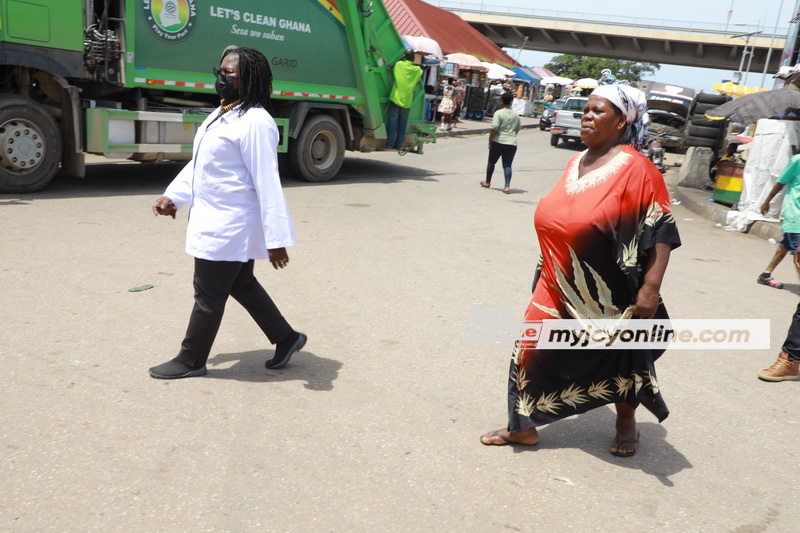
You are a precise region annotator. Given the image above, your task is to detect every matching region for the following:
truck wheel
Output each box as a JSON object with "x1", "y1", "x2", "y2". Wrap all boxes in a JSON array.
[
  {"x1": 0, "y1": 96, "x2": 61, "y2": 193},
  {"x1": 290, "y1": 115, "x2": 345, "y2": 182},
  {"x1": 550, "y1": 134, "x2": 560, "y2": 147}
]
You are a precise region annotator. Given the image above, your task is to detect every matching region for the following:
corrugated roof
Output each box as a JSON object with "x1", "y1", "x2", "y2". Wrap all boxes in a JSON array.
[{"x1": 384, "y1": 0, "x2": 517, "y2": 65}]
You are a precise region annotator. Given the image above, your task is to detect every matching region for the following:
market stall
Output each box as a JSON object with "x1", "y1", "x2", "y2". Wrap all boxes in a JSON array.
[
  {"x1": 444, "y1": 53, "x2": 488, "y2": 120},
  {"x1": 510, "y1": 66, "x2": 541, "y2": 116}
]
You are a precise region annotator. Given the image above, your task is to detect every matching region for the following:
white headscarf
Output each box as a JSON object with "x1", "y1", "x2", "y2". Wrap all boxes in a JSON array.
[{"x1": 591, "y1": 83, "x2": 648, "y2": 151}]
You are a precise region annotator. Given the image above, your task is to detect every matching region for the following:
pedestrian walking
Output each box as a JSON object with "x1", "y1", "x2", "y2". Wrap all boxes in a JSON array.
[
  {"x1": 149, "y1": 46, "x2": 306, "y2": 379},
  {"x1": 480, "y1": 92, "x2": 521, "y2": 194},
  {"x1": 758, "y1": 246, "x2": 800, "y2": 382},
  {"x1": 757, "y1": 153, "x2": 800, "y2": 289},
  {"x1": 480, "y1": 82, "x2": 680, "y2": 457},
  {"x1": 386, "y1": 48, "x2": 422, "y2": 152}
]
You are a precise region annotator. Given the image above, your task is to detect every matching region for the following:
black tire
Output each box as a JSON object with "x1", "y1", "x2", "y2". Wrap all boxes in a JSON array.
[
  {"x1": 550, "y1": 134, "x2": 560, "y2": 147},
  {"x1": 289, "y1": 114, "x2": 345, "y2": 182},
  {"x1": 695, "y1": 93, "x2": 730, "y2": 105},
  {"x1": 687, "y1": 124, "x2": 725, "y2": 138},
  {"x1": 0, "y1": 96, "x2": 62, "y2": 193},
  {"x1": 691, "y1": 102, "x2": 718, "y2": 116},
  {"x1": 539, "y1": 122, "x2": 547, "y2": 131},
  {"x1": 689, "y1": 114, "x2": 725, "y2": 127},
  {"x1": 684, "y1": 135, "x2": 721, "y2": 149}
]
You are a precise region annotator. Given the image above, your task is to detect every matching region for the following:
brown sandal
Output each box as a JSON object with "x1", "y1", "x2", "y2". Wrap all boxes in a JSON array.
[{"x1": 480, "y1": 181, "x2": 491, "y2": 188}]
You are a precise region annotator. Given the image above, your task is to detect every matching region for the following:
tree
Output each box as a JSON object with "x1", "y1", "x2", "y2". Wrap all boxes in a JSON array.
[{"x1": 544, "y1": 55, "x2": 659, "y2": 83}]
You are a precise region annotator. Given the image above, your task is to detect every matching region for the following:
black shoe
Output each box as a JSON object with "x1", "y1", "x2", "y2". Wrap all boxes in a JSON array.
[
  {"x1": 149, "y1": 359, "x2": 207, "y2": 379},
  {"x1": 266, "y1": 332, "x2": 307, "y2": 369}
]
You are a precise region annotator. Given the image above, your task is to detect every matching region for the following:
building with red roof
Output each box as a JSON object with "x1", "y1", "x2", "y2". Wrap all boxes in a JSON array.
[{"x1": 385, "y1": 0, "x2": 517, "y2": 66}]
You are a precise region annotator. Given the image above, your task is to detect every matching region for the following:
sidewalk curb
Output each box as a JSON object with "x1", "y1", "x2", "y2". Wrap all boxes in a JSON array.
[{"x1": 673, "y1": 185, "x2": 782, "y2": 242}]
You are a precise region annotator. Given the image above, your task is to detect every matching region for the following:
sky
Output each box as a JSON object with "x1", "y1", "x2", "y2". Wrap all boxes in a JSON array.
[{"x1": 423, "y1": 0, "x2": 799, "y2": 92}]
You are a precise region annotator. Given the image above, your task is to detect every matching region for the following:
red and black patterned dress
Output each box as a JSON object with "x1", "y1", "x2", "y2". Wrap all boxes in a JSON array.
[{"x1": 507, "y1": 145, "x2": 681, "y2": 432}]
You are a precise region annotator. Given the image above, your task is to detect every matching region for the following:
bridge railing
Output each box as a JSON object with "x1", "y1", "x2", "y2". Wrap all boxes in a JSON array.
[{"x1": 426, "y1": 1, "x2": 788, "y2": 39}]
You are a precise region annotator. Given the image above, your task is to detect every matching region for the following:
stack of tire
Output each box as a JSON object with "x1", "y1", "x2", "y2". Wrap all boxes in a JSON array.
[{"x1": 683, "y1": 93, "x2": 732, "y2": 152}]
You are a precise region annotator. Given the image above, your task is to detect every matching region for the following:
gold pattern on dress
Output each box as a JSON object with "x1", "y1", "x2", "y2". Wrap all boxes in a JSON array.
[
  {"x1": 551, "y1": 247, "x2": 623, "y2": 321},
  {"x1": 564, "y1": 149, "x2": 631, "y2": 195},
  {"x1": 511, "y1": 363, "x2": 660, "y2": 418}
]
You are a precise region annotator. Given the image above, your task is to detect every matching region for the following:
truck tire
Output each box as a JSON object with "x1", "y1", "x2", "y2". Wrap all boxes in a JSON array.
[
  {"x1": 0, "y1": 96, "x2": 62, "y2": 193},
  {"x1": 689, "y1": 114, "x2": 724, "y2": 127},
  {"x1": 687, "y1": 124, "x2": 725, "y2": 138},
  {"x1": 290, "y1": 114, "x2": 345, "y2": 182},
  {"x1": 695, "y1": 93, "x2": 730, "y2": 105},
  {"x1": 684, "y1": 135, "x2": 721, "y2": 149},
  {"x1": 550, "y1": 134, "x2": 560, "y2": 147},
  {"x1": 691, "y1": 102, "x2": 718, "y2": 116}
]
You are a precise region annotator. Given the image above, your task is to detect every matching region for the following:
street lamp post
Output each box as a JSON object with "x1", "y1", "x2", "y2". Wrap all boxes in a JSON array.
[{"x1": 731, "y1": 31, "x2": 762, "y2": 85}]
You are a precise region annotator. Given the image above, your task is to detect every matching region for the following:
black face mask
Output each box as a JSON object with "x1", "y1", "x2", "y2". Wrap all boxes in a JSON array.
[{"x1": 215, "y1": 71, "x2": 239, "y2": 101}]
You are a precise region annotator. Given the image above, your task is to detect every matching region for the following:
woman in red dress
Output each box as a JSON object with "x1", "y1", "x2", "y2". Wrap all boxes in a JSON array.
[{"x1": 480, "y1": 83, "x2": 681, "y2": 456}]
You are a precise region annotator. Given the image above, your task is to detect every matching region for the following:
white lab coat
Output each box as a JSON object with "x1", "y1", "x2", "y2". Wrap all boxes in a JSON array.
[{"x1": 164, "y1": 104, "x2": 295, "y2": 262}]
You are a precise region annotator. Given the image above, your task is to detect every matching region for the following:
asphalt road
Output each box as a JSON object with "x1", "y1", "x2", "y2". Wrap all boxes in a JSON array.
[{"x1": 1, "y1": 129, "x2": 799, "y2": 532}]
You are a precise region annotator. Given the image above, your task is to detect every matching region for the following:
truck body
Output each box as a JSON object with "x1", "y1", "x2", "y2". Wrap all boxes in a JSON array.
[{"x1": 0, "y1": 0, "x2": 435, "y2": 192}]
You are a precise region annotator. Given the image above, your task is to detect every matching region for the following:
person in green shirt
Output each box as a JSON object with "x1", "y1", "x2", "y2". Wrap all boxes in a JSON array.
[
  {"x1": 386, "y1": 49, "x2": 422, "y2": 152},
  {"x1": 480, "y1": 92, "x2": 521, "y2": 194},
  {"x1": 757, "y1": 153, "x2": 800, "y2": 289}
]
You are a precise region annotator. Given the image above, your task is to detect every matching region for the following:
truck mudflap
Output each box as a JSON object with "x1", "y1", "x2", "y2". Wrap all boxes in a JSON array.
[{"x1": 85, "y1": 107, "x2": 289, "y2": 158}]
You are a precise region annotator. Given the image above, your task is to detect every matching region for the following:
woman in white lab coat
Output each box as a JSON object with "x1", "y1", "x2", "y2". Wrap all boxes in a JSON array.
[{"x1": 149, "y1": 46, "x2": 306, "y2": 379}]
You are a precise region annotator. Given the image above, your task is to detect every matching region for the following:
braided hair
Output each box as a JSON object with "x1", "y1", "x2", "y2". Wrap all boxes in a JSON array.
[{"x1": 221, "y1": 46, "x2": 273, "y2": 114}]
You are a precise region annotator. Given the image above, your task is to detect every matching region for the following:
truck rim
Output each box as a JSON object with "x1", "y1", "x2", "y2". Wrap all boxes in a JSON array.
[
  {"x1": 310, "y1": 130, "x2": 336, "y2": 169},
  {"x1": 0, "y1": 119, "x2": 46, "y2": 174}
]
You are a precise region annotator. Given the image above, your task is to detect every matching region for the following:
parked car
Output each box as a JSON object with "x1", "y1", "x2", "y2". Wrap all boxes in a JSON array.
[
  {"x1": 550, "y1": 96, "x2": 589, "y2": 147},
  {"x1": 539, "y1": 98, "x2": 565, "y2": 130}
]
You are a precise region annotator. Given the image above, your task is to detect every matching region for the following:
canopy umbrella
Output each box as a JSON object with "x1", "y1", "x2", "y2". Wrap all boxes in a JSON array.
[
  {"x1": 573, "y1": 78, "x2": 599, "y2": 89},
  {"x1": 712, "y1": 81, "x2": 767, "y2": 97},
  {"x1": 540, "y1": 76, "x2": 574, "y2": 86},
  {"x1": 481, "y1": 62, "x2": 516, "y2": 80},
  {"x1": 402, "y1": 35, "x2": 443, "y2": 62},
  {"x1": 705, "y1": 88, "x2": 800, "y2": 123},
  {"x1": 444, "y1": 53, "x2": 487, "y2": 71}
]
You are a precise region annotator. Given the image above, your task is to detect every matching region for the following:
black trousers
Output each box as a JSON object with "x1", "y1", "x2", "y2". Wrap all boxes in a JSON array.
[
  {"x1": 176, "y1": 258, "x2": 294, "y2": 368},
  {"x1": 782, "y1": 299, "x2": 800, "y2": 361}
]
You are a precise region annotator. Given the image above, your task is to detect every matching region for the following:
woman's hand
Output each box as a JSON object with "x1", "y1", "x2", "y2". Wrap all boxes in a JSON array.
[
  {"x1": 632, "y1": 284, "x2": 659, "y2": 319},
  {"x1": 152, "y1": 196, "x2": 177, "y2": 219},
  {"x1": 268, "y1": 248, "x2": 289, "y2": 269}
]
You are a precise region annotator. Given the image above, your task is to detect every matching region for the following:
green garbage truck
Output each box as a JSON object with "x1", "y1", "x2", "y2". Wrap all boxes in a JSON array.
[{"x1": 0, "y1": 0, "x2": 435, "y2": 192}]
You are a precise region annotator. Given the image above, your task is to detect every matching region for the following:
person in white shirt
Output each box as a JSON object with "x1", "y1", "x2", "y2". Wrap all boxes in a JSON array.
[{"x1": 149, "y1": 46, "x2": 306, "y2": 379}]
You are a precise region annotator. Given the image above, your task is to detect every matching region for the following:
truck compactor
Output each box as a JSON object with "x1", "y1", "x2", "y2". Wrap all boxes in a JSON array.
[{"x1": 0, "y1": 0, "x2": 435, "y2": 192}]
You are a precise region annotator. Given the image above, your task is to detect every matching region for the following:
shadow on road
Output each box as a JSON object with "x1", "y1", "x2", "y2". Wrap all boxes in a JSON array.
[
  {"x1": 552, "y1": 141, "x2": 586, "y2": 152},
  {"x1": 3, "y1": 154, "x2": 440, "y2": 201},
  {"x1": 507, "y1": 406, "x2": 693, "y2": 486},
  {"x1": 281, "y1": 155, "x2": 440, "y2": 189},
  {"x1": 206, "y1": 349, "x2": 342, "y2": 391}
]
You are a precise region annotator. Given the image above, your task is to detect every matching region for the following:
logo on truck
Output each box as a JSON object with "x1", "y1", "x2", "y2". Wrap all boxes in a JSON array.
[{"x1": 142, "y1": 0, "x2": 198, "y2": 43}]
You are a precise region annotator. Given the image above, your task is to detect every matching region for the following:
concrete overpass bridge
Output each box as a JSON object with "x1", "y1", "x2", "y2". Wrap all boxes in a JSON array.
[{"x1": 428, "y1": 2, "x2": 788, "y2": 73}]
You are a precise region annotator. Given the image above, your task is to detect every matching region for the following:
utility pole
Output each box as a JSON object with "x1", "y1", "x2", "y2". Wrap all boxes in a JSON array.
[
  {"x1": 731, "y1": 31, "x2": 762, "y2": 84},
  {"x1": 761, "y1": 0, "x2": 785, "y2": 88}
]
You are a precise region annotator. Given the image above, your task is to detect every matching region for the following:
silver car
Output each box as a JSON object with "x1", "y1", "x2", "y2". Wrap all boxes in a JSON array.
[{"x1": 539, "y1": 99, "x2": 565, "y2": 130}]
